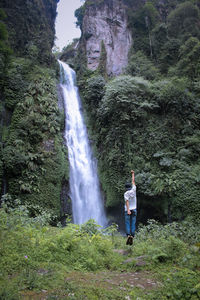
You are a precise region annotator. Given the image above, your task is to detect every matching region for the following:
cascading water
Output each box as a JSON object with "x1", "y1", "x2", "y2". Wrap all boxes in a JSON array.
[{"x1": 59, "y1": 60, "x2": 107, "y2": 226}]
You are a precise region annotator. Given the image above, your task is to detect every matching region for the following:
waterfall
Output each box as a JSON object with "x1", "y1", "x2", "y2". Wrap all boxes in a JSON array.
[{"x1": 59, "y1": 60, "x2": 107, "y2": 226}]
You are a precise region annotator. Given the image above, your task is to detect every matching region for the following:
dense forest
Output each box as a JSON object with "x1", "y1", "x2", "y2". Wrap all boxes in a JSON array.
[
  {"x1": 0, "y1": 0, "x2": 200, "y2": 298},
  {"x1": 0, "y1": 0, "x2": 69, "y2": 224},
  {"x1": 61, "y1": 0, "x2": 200, "y2": 225},
  {"x1": 1, "y1": 0, "x2": 200, "y2": 226}
]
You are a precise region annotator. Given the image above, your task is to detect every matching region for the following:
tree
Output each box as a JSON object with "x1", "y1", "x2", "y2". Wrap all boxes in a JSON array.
[
  {"x1": 169, "y1": 37, "x2": 200, "y2": 79},
  {"x1": 126, "y1": 51, "x2": 160, "y2": 80},
  {"x1": 127, "y1": 1, "x2": 159, "y2": 56},
  {"x1": 98, "y1": 41, "x2": 107, "y2": 77},
  {"x1": 167, "y1": 1, "x2": 200, "y2": 40},
  {"x1": 75, "y1": 5, "x2": 85, "y2": 30}
]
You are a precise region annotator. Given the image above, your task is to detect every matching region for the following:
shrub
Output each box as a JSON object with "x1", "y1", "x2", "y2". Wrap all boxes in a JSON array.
[
  {"x1": 149, "y1": 269, "x2": 200, "y2": 300},
  {"x1": 2, "y1": 63, "x2": 69, "y2": 216},
  {"x1": 169, "y1": 37, "x2": 200, "y2": 79},
  {"x1": 136, "y1": 219, "x2": 200, "y2": 245},
  {"x1": 127, "y1": 51, "x2": 160, "y2": 80},
  {"x1": 167, "y1": 1, "x2": 200, "y2": 39}
]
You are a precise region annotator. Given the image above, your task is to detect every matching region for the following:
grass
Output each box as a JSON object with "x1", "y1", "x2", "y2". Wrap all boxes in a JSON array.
[{"x1": 0, "y1": 206, "x2": 200, "y2": 299}]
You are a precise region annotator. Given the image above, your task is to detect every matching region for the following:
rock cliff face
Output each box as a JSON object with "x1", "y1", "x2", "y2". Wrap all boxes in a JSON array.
[{"x1": 81, "y1": 0, "x2": 132, "y2": 76}]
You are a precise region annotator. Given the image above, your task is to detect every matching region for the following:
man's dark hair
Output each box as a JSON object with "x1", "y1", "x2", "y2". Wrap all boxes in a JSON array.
[{"x1": 125, "y1": 182, "x2": 132, "y2": 190}]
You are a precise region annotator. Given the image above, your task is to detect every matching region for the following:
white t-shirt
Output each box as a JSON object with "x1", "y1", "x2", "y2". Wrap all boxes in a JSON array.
[{"x1": 124, "y1": 185, "x2": 137, "y2": 211}]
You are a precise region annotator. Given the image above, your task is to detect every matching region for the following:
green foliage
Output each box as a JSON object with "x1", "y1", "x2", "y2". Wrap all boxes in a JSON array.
[
  {"x1": 136, "y1": 219, "x2": 200, "y2": 245},
  {"x1": 0, "y1": 0, "x2": 68, "y2": 226},
  {"x1": 0, "y1": 8, "x2": 12, "y2": 83},
  {"x1": 152, "y1": 77, "x2": 195, "y2": 116},
  {"x1": 98, "y1": 40, "x2": 107, "y2": 76},
  {"x1": 2, "y1": 62, "x2": 69, "y2": 216},
  {"x1": 84, "y1": 75, "x2": 106, "y2": 106},
  {"x1": 1, "y1": 0, "x2": 57, "y2": 65},
  {"x1": 80, "y1": 65, "x2": 200, "y2": 222},
  {"x1": 127, "y1": 1, "x2": 159, "y2": 56},
  {"x1": 127, "y1": 1, "x2": 159, "y2": 32},
  {"x1": 2, "y1": 146, "x2": 27, "y2": 175},
  {"x1": 0, "y1": 207, "x2": 121, "y2": 276},
  {"x1": 25, "y1": 42, "x2": 39, "y2": 62},
  {"x1": 75, "y1": 5, "x2": 86, "y2": 29},
  {"x1": 148, "y1": 269, "x2": 200, "y2": 299},
  {"x1": 1, "y1": 195, "x2": 54, "y2": 226},
  {"x1": 0, "y1": 8, "x2": 7, "y2": 20},
  {"x1": 152, "y1": 23, "x2": 168, "y2": 57},
  {"x1": 167, "y1": 1, "x2": 200, "y2": 40},
  {"x1": 1, "y1": 0, "x2": 200, "y2": 262},
  {"x1": 0, "y1": 283, "x2": 20, "y2": 300},
  {"x1": 169, "y1": 37, "x2": 200, "y2": 79},
  {"x1": 0, "y1": 208, "x2": 199, "y2": 299},
  {"x1": 0, "y1": 0, "x2": 60, "y2": 207},
  {"x1": 143, "y1": 1, "x2": 159, "y2": 29},
  {"x1": 0, "y1": 21, "x2": 8, "y2": 41},
  {"x1": 93, "y1": 76, "x2": 154, "y2": 207},
  {"x1": 127, "y1": 50, "x2": 160, "y2": 80},
  {"x1": 158, "y1": 38, "x2": 181, "y2": 73},
  {"x1": 125, "y1": 0, "x2": 200, "y2": 74},
  {"x1": 4, "y1": 57, "x2": 30, "y2": 110},
  {"x1": 73, "y1": 45, "x2": 89, "y2": 77},
  {"x1": 80, "y1": 218, "x2": 102, "y2": 235},
  {"x1": 59, "y1": 38, "x2": 79, "y2": 65},
  {"x1": 129, "y1": 220, "x2": 200, "y2": 299}
]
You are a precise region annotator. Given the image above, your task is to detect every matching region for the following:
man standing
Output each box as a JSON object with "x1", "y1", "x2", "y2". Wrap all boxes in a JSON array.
[{"x1": 124, "y1": 170, "x2": 137, "y2": 245}]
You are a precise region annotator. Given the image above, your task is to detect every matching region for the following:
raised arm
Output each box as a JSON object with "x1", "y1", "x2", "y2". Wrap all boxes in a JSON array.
[{"x1": 131, "y1": 170, "x2": 135, "y2": 185}]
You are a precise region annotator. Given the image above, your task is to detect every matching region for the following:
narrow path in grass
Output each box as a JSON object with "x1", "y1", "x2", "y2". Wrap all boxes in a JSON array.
[
  {"x1": 64, "y1": 269, "x2": 160, "y2": 290},
  {"x1": 21, "y1": 268, "x2": 160, "y2": 299},
  {"x1": 20, "y1": 246, "x2": 162, "y2": 299}
]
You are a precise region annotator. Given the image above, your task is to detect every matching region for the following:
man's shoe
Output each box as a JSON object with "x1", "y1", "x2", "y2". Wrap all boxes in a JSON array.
[
  {"x1": 126, "y1": 235, "x2": 133, "y2": 245},
  {"x1": 129, "y1": 235, "x2": 133, "y2": 245}
]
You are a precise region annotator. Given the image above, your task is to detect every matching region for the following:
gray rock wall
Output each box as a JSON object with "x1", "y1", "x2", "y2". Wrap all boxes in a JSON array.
[{"x1": 82, "y1": 0, "x2": 132, "y2": 76}]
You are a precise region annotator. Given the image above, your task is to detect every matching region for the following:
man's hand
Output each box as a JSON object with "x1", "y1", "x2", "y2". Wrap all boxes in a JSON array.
[{"x1": 127, "y1": 209, "x2": 131, "y2": 215}]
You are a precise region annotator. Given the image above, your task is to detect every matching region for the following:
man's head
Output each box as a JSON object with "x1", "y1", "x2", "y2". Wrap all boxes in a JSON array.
[{"x1": 125, "y1": 182, "x2": 132, "y2": 191}]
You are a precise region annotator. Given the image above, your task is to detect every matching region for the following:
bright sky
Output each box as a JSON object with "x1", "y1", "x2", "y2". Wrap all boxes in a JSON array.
[{"x1": 55, "y1": 0, "x2": 84, "y2": 50}]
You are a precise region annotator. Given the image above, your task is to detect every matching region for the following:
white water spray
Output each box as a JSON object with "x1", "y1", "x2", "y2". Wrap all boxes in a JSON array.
[{"x1": 59, "y1": 60, "x2": 107, "y2": 226}]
